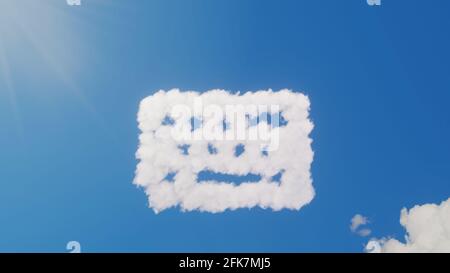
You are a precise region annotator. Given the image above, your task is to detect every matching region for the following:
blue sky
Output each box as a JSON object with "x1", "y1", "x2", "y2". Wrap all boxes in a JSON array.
[{"x1": 0, "y1": 0, "x2": 449, "y2": 252}]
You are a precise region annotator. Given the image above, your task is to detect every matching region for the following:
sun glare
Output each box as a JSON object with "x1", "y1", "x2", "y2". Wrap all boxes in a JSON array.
[{"x1": 0, "y1": 0, "x2": 86, "y2": 137}]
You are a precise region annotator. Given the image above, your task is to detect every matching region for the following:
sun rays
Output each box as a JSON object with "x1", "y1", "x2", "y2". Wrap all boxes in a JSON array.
[{"x1": 0, "y1": 0, "x2": 115, "y2": 140}]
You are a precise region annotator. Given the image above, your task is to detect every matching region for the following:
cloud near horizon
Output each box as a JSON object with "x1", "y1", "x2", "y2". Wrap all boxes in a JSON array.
[{"x1": 367, "y1": 197, "x2": 450, "y2": 253}]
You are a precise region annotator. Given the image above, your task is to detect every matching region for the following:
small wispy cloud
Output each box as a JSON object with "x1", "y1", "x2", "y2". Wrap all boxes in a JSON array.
[{"x1": 350, "y1": 214, "x2": 371, "y2": 237}]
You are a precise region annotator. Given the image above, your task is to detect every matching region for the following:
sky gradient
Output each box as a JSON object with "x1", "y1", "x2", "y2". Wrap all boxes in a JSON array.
[{"x1": 0, "y1": 0, "x2": 449, "y2": 252}]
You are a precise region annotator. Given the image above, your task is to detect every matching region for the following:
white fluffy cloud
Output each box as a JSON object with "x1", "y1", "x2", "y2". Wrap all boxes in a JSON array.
[
  {"x1": 367, "y1": 198, "x2": 450, "y2": 253},
  {"x1": 134, "y1": 89, "x2": 314, "y2": 213},
  {"x1": 350, "y1": 214, "x2": 371, "y2": 237}
]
